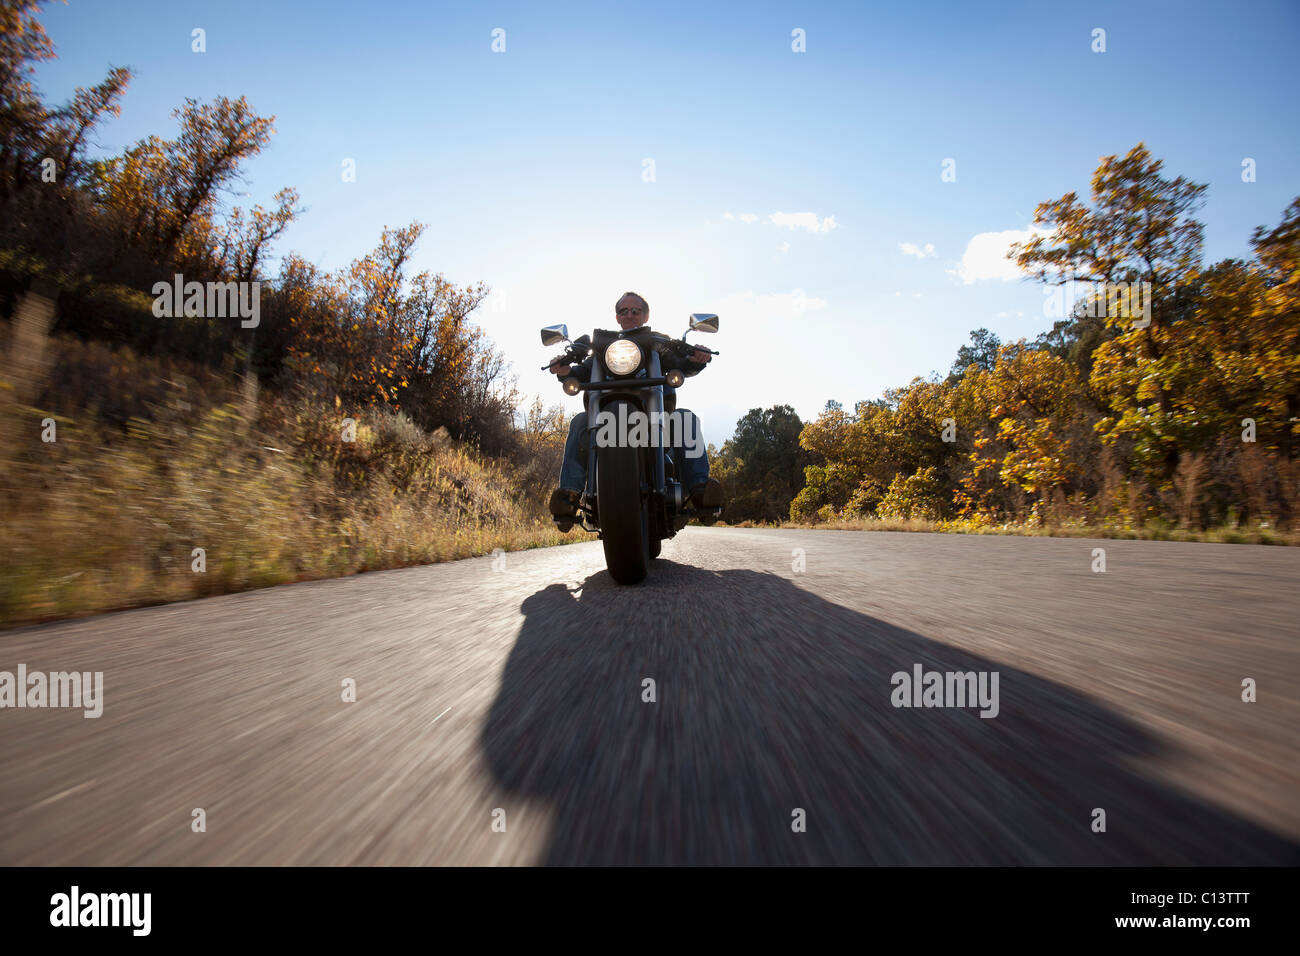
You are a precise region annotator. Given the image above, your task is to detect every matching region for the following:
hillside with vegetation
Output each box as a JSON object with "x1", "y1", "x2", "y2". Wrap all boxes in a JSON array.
[{"x1": 0, "y1": 1, "x2": 572, "y2": 625}]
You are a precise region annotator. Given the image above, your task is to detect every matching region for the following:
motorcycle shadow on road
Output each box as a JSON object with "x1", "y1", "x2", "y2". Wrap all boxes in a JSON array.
[{"x1": 480, "y1": 561, "x2": 1299, "y2": 865}]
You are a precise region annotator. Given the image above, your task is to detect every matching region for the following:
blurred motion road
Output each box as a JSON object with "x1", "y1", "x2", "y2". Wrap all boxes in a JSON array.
[{"x1": 1, "y1": 528, "x2": 1297, "y2": 865}]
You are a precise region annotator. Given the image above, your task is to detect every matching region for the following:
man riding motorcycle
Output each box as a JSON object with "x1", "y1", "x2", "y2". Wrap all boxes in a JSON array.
[{"x1": 547, "y1": 291, "x2": 725, "y2": 530}]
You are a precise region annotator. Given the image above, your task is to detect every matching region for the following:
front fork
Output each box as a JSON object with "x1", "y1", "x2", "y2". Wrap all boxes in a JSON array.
[{"x1": 579, "y1": 355, "x2": 681, "y2": 534}]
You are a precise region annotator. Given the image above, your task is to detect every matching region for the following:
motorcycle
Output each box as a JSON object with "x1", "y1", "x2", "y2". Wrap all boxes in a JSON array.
[{"x1": 538, "y1": 314, "x2": 721, "y2": 584}]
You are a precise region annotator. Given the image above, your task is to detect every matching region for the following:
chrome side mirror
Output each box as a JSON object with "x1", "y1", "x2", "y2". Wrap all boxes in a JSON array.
[
  {"x1": 540, "y1": 324, "x2": 569, "y2": 346},
  {"x1": 688, "y1": 313, "x2": 719, "y2": 333}
]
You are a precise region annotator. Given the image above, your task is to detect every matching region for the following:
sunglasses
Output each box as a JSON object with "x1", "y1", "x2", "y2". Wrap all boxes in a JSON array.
[{"x1": 616, "y1": 307, "x2": 644, "y2": 316}]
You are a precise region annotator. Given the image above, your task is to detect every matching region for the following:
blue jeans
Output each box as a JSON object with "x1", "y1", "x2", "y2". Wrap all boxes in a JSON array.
[{"x1": 560, "y1": 408, "x2": 709, "y2": 493}]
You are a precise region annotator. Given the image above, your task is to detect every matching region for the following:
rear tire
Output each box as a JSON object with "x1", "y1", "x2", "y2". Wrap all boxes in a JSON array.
[{"x1": 596, "y1": 428, "x2": 649, "y2": 584}]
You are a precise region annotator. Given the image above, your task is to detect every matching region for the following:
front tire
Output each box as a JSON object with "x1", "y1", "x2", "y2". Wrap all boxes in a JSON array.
[{"x1": 596, "y1": 433, "x2": 649, "y2": 584}]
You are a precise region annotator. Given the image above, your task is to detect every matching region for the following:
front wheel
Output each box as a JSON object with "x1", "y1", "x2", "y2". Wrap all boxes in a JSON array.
[{"x1": 596, "y1": 436, "x2": 649, "y2": 584}]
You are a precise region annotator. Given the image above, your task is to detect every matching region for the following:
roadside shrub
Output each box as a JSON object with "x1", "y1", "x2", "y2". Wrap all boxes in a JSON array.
[{"x1": 876, "y1": 467, "x2": 945, "y2": 520}]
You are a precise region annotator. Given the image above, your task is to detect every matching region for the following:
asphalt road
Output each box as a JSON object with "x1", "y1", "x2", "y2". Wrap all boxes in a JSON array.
[{"x1": 2, "y1": 528, "x2": 1297, "y2": 865}]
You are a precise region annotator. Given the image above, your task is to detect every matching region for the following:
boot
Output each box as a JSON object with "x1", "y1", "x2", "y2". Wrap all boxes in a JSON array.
[
  {"x1": 549, "y1": 487, "x2": 581, "y2": 532},
  {"x1": 690, "y1": 478, "x2": 724, "y2": 524}
]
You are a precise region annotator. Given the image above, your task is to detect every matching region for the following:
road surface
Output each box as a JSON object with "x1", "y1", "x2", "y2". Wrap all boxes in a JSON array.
[{"x1": 2, "y1": 528, "x2": 1297, "y2": 864}]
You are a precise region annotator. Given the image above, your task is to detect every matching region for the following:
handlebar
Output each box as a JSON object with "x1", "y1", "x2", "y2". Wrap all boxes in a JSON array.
[
  {"x1": 540, "y1": 330, "x2": 722, "y2": 371},
  {"x1": 540, "y1": 336, "x2": 718, "y2": 371},
  {"x1": 651, "y1": 331, "x2": 719, "y2": 358},
  {"x1": 539, "y1": 349, "x2": 588, "y2": 371}
]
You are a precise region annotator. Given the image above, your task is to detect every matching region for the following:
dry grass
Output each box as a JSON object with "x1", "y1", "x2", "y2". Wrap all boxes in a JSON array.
[
  {"x1": 721, "y1": 514, "x2": 1298, "y2": 545},
  {"x1": 1, "y1": 334, "x2": 573, "y2": 628}
]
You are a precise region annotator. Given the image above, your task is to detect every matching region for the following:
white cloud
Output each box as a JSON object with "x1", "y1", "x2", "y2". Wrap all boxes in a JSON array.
[
  {"x1": 721, "y1": 211, "x2": 838, "y2": 233},
  {"x1": 768, "y1": 211, "x2": 837, "y2": 233},
  {"x1": 950, "y1": 227, "x2": 1048, "y2": 284},
  {"x1": 899, "y1": 242, "x2": 935, "y2": 259},
  {"x1": 778, "y1": 241, "x2": 790, "y2": 254},
  {"x1": 716, "y1": 289, "x2": 829, "y2": 319}
]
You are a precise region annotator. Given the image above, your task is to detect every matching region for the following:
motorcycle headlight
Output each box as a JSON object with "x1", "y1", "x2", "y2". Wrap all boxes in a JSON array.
[{"x1": 604, "y1": 339, "x2": 642, "y2": 376}]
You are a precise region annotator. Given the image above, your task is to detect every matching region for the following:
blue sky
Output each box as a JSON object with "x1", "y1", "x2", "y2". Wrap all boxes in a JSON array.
[{"x1": 31, "y1": 0, "x2": 1300, "y2": 446}]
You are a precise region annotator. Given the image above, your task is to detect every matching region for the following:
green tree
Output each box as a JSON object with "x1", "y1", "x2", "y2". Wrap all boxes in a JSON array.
[
  {"x1": 719, "y1": 405, "x2": 806, "y2": 522},
  {"x1": 949, "y1": 328, "x2": 1000, "y2": 379}
]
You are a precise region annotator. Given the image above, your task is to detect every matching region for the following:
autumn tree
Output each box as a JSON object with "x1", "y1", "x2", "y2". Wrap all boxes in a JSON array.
[
  {"x1": 1010, "y1": 142, "x2": 1206, "y2": 294},
  {"x1": 1009, "y1": 143, "x2": 1208, "y2": 483},
  {"x1": 1247, "y1": 197, "x2": 1300, "y2": 463},
  {"x1": 91, "y1": 96, "x2": 278, "y2": 274},
  {"x1": 1, "y1": 1, "x2": 133, "y2": 266},
  {"x1": 787, "y1": 149, "x2": 1299, "y2": 530},
  {"x1": 0, "y1": 0, "x2": 56, "y2": 204},
  {"x1": 285, "y1": 222, "x2": 510, "y2": 449},
  {"x1": 511, "y1": 397, "x2": 568, "y2": 505},
  {"x1": 954, "y1": 345, "x2": 1097, "y2": 517}
]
